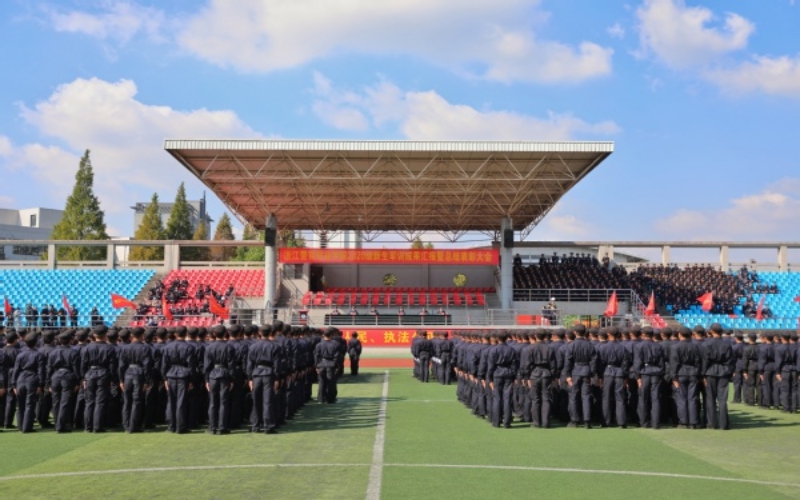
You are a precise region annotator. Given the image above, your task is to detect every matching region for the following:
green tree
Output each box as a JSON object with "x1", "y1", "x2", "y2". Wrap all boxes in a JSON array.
[
  {"x1": 232, "y1": 223, "x2": 265, "y2": 262},
  {"x1": 184, "y1": 220, "x2": 210, "y2": 261},
  {"x1": 211, "y1": 212, "x2": 236, "y2": 261},
  {"x1": 49, "y1": 150, "x2": 109, "y2": 260},
  {"x1": 424, "y1": 241, "x2": 434, "y2": 250},
  {"x1": 165, "y1": 183, "x2": 193, "y2": 240},
  {"x1": 129, "y1": 193, "x2": 165, "y2": 261},
  {"x1": 279, "y1": 229, "x2": 306, "y2": 248},
  {"x1": 410, "y1": 237, "x2": 424, "y2": 249}
]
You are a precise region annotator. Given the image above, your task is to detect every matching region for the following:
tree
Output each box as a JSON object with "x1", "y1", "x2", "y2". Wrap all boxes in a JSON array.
[
  {"x1": 410, "y1": 237, "x2": 424, "y2": 249},
  {"x1": 184, "y1": 220, "x2": 210, "y2": 261},
  {"x1": 279, "y1": 229, "x2": 306, "y2": 248},
  {"x1": 129, "y1": 193, "x2": 165, "y2": 261},
  {"x1": 165, "y1": 183, "x2": 193, "y2": 240},
  {"x1": 49, "y1": 150, "x2": 109, "y2": 260},
  {"x1": 424, "y1": 242, "x2": 434, "y2": 250},
  {"x1": 211, "y1": 212, "x2": 236, "y2": 261},
  {"x1": 232, "y1": 223, "x2": 265, "y2": 262}
]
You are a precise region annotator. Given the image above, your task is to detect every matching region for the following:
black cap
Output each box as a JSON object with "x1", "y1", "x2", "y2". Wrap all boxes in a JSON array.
[
  {"x1": 747, "y1": 333, "x2": 757, "y2": 341},
  {"x1": 93, "y1": 324, "x2": 108, "y2": 336},
  {"x1": 709, "y1": 323, "x2": 724, "y2": 334}
]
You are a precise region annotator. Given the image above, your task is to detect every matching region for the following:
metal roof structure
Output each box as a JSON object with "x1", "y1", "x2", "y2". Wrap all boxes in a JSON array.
[{"x1": 165, "y1": 140, "x2": 613, "y2": 239}]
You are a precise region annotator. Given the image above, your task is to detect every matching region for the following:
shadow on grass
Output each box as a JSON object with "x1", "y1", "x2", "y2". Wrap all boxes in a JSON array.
[{"x1": 729, "y1": 408, "x2": 800, "y2": 429}]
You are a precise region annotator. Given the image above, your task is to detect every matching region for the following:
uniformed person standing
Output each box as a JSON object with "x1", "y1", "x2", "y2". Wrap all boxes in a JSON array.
[
  {"x1": 0, "y1": 334, "x2": 10, "y2": 432},
  {"x1": 347, "y1": 332, "x2": 362, "y2": 376},
  {"x1": 247, "y1": 325, "x2": 282, "y2": 433},
  {"x1": 440, "y1": 332, "x2": 454, "y2": 385},
  {"x1": 775, "y1": 332, "x2": 797, "y2": 413},
  {"x1": 564, "y1": 325, "x2": 597, "y2": 428},
  {"x1": 36, "y1": 331, "x2": 56, "y2": 428},
  {"x1": 417, "y1": 331, "x2": 433, "y2": 383},
  {"x1": 81, "y1": 326, "x2": 117, "y2": 433},
  {"x1": 599, "y1": 327, "x2": 629, "y2": 428},
  {"x1": 119, "y1": 327, "x2": 152, "y2": 433},
  {"x1": 670, "y1": 327, "x2": 702, "y2": 429},
  {"x1": 48, "y1": 331, "x2": 80, "y2": 432},
  {"x1": 758, "y1": 333, "x2": 776, "y2": 409},
  {"x1": 741, "y1": 333, "x2": 760, "y2": 406},
  {"x1": 161, "y1": 327, "x2": 196, "y2": 434},
  {"x1": 13, "y1": 333, "x2": 46, "y2": 433},
  {"x1": 314, "y1": 328, "x2": 340, "y2": 404},
  {"x1": 703, "y1": 323, "x2": 733, "y2": 430},
  {"x1": 527, "y1": 331, "x2": 557, "y2": 428},
  {"x1": 3, "y1": 333, "x2": 20, "y2": 429},
  {"x1": 487, "y1": 333, "x2": 518, "y2": 428},
  {"x1": 204, "y1": 325, "x2": 236, "y2": 434}
]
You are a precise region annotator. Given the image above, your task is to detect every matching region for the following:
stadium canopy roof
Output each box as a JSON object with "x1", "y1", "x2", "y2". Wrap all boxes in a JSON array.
[{"x1": 164, "y1": 140, "x2": 613, "y2": 239}]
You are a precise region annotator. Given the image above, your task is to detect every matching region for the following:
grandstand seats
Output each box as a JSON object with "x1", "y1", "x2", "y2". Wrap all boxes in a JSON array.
[
  {"x1": 163, "y1": 269, "x2": 265, "y2": 297},
  {"x1": 302, "y1": 287, "x2": 490, "y2": 310},
  {"x1": 0, "y1": 270, "x2": 154, "y2": 327}
]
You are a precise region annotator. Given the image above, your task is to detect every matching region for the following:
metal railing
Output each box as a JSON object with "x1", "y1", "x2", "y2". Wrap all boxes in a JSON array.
[{"x1": 512, "y1": 288, "x2": 638, "y2": 305}]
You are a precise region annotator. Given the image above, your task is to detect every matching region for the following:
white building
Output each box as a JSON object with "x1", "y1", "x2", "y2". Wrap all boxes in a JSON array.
[{"x1": 0, "y1": 207, "x2": 63, "y2": 260}]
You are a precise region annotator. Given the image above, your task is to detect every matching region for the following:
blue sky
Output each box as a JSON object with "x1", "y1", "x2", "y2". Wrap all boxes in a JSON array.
[{"x1": 0, "y1": 0, "x2": 799, "y2": 246}]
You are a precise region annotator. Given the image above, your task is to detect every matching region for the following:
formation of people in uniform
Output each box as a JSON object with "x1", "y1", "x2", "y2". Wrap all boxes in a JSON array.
[
  {"x1": 0, "y1": 322, "x2": 363, "y2": 434},
  {"x1": 413, "y1": 324, "x2": 799, "y2": 429}
]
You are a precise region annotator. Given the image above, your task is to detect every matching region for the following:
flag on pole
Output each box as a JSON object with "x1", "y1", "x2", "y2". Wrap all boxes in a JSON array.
[
  {"x1": 4, "y1": 297, "x2": 11, "y2": 315},
  {"x1": 645, "y1": 292, "x2": 656, "y2": 316},
  {"x1": 62, "y1": 294, "x2": 72, "y2": 316},
  {"x1": 110, "y1": 293, "x2": 137, "y2": 311},
  {"x1": 604, "y1": 291, "x2": 618, "y2": 317},
  {"x1": 162, "y1": 294, "x2": 173, "y2": 321},
  {"x1": 209, "y1": 295, "x2": 230, "y2": 320},
  {"x1": 755, "y1": 295, "x2": 766, "y2": 321},
  {"x1": 697, "y1": 292, "x2": 714, "y2": 312}
]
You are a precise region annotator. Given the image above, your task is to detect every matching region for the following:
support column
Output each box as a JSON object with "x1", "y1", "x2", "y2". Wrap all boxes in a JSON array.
[
  {"x1": 719, "y1": 245, "x2": 730, "y2": 271},
  {"x1": 500, "y1": 218, "x2": 513, "y2": 310},
  {"x1": 778, "y1": 245, "x2": 788, "y2": 272},
  {"x1": 107, "y1": 244, "x2": 116, "y2": 269},
  {"x1": 661, "y1": 245, "x2": 671, "y2": 265},
  {"x1": 265, "y1": 214, "x2": 278, "y2": 320},
  {"x1": 47, "y1": 244, "x2": 56, "y2": 270}
]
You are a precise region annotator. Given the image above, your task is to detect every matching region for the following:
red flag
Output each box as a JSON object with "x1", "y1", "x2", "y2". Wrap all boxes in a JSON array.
[
  {"x1": 209, "y1": 295, "x2": 230, "y2": 320},
  {"x1": 62, "y1": 294, "x2": 72, "y2": 317},
  {"x1": 604, "y1": 291, "x2": 618, "y2": 317},
  {"x1": 162, "y1": 295, "x2": 173, "y2": 321},
  {"x1": 645, "y1": 292, "x2": 656, "y2": 316},
  {"x1": 697, "y1": 292, "x2": 713, "y2": 312},
  {"x1": 110, "y1": 293, "x2": 137, "y2": 311},
  {"x1": 3, "y1": 297, "x2": 10, "y2": 315},
  {"x1": 755, "y1": 295, "x2": 766, "y2": 321}
]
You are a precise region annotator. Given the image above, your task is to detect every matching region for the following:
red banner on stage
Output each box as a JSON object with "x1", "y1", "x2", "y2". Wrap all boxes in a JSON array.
[
  {"x1": 280, "y1": 248, "x2": 498, "y2": 265},
  {"x1": 341, "y1": 328, "x2": 473, "y2": 347}
]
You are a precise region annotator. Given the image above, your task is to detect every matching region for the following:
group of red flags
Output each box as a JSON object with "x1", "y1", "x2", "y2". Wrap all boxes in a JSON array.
[
  {"x1": 601, "y1": 289, "x2": 769, "y2": 322},
  {"x1": 111, "y1": 293, "x2": 229, "y2": 320}
]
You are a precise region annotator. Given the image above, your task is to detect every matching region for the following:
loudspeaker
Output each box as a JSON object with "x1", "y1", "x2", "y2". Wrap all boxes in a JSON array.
[
  {"x1": 503, "y1": 229, "x2": 514, "y2": 248},
  {"x1": 265, "y1": 228, "x2": 277, "y2": 247}
]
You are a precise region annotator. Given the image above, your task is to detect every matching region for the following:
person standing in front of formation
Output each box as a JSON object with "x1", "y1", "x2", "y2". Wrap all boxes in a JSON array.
[
  {"x1": 315, "y1": 328, "x2": 340, "y2": 404},
  {"x1": 347, "y1": 332, "x2": 362, "y2": 376}
]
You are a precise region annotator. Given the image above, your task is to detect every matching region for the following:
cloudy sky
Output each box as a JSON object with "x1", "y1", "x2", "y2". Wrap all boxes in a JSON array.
[{"x1": 1, "y1": 0, "x2": 798, "y2": 246}]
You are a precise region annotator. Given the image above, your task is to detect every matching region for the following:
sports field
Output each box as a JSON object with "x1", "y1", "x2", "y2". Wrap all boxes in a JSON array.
[{"x1": 1, "y1": 366, "x2": 798, "y2": 500}]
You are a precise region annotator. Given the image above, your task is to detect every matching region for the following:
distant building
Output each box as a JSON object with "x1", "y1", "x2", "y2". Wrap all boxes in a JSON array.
[
  {"x1": 0, "y1": 207, "x2": 63, "y2": 260},
  {"x1": 131, "y1": 194, "x2": 213, "y2": 236}
]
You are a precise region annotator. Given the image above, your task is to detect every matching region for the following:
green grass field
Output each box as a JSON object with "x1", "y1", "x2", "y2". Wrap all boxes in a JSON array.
[{"x1": 1, "y1": 369, "x2": 798, "y2": 499}]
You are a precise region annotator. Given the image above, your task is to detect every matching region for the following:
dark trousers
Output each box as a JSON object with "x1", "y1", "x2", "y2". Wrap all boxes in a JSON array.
[
  {"x1": 530, "y1": 375, "x2": 552, "y2": 428},
  {"x1": 760, "y1": 371, "x2": 775, "y2": 408},
  {"x1": 122, "y1": 374, "x2": 146, "y2": 432},
  {"x1": 84, "y1": 376, "x2": 109, "y2": 432},
  {"x1": 318, "y1": 367, "x2": 337, "y2": 403},
  {"x1": 779, "y1": 370, "x2": 797, "y2": 412},
  {"x1": 229, "y1": 374, "x2": 245, "y2": 429},
  {"x1": 4, "y1": 385, "x2": 17, "y2": 428},
  {"x1": 638, "y1": 375, "x2": 662, "y2": 428},
  {"x1": 36, "y1": 387, "x2": 52, "y2": 427},
  {"x1": 16, "y1": 379, "x2": 40, "y2": 433},
  {"x1": 349, "y1": 356, "x2": 360, "y2": 376},
  {"x1": 732, "y1": 371, "x2": 743, "y2": 403},
  {"x1": 51, "y1": 376, "x2": 76, "y2": 432},
  {"x1": 675, "y1": 377, "x2": 699, "y2": 426},
  {"x1": 626, "y1": 375, "x2": 639, "y2": 425},
  {"x1": 208, "y1": 377, "x2": 232, "y2": 432},
  {"x1": 419, "y1": 354, "x2": 431, "y2": 383},
  {"x1": 167, "y1": 378, "x2": 190, "y2": 433},
  {"x1": 441, "y1": 354, "x2": 452, "y2": 385},
  {"x1": 250, "y1": 375, "x2": 274, "y2": 431},
  {"x1": 602, "y1": 376, "x2": 626, "y2": 427},
  {"x1": 492, "y1": 376, "x2": 514, "y2": 427},
  {"x1": 705, "y1": 375, "x2": 730, "y2": 430},
  {"x1": 569, "y1": 375, "x2": 592, "y2": 424},
  {"x1": 743, "y1": 371, "x2": 758, "y2": 406}
]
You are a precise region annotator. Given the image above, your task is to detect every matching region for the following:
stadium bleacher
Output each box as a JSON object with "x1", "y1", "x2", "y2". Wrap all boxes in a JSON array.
[
  {"x1": 163, "y1": 269, "x2": 265, "y2": 297},
  {"x1": 0, "y1": 269, "x2": 154, "y2": 327},
  {"x1": 303, "y1": 287, "x2": 492, "y2": 310}
]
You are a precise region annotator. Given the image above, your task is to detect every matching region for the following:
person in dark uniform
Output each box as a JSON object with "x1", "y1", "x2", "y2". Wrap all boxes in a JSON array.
[
  {"x1": 670, "y1": 327, "x2": 702, "y2": 429},
  {"x1": 487, "y1": 332, "x2": 518, "y2": 428},
  {"x1": 439, "y1": 332, "x2": 454, "y2": 385},
  {"x1": 161, "y1": 327, "x2": 196, "y2": 434},
  {"x1": 525, "y1": 330, "x2": 557, "y2": 428},
  {"x1": 119, "y1": 327, "x2": 152, "y2": 433},
  {"x1": 634, "y1": 327, "x2": 665, "y2": 429},
  {"x1": 564, "y1": 325, "x2": 597, "y2": 428},
  {"x1": 3, "y1": 333, "x2": 20, "y2": 429},
  {"x1": 599, "y1": 327, "x2": 629, "y2": 428},
  {"x1": 81, "y1": 325, "x2": 117, "y2": 433},
  {"x1": 758, "y1": 333, "x2": 776, "y2": 409},
  {"x1": 417, "y1": 331, "x2": 433, "y2": 383},
  {"x1": 314, "y1": 328, "x2": 339, "y2": 404},
  {"x1": 775, "y1": 332, "x2": 797, "y2": 413},
  {"x1": 703, "y1": 323, "x2": 733, "y2": 430},
  {"x1": 48, "y1": 330, "x2": 80, "y2": 432},
  {"x1": 347, "y1": 332, "x2": 362, "y2": 376},
  {"x1": 741, "y1": 333, "x2": 760, "y2": 406},
  {"x1": 36, "y1": 331, "x2": 56, "y2": 428},
  {"x1": 0, "y1": 333, "x2": 10, "y2": 432},
  {"x1": 731, "y1": 333, "x2": 745, "y2": 404},
  {"x1": 205, "y1": 325, "x2": 236, "y2": 434},
  {"x1": 247, "y1": 325, "x2": 282, "y2": 433},
  {"x1": 12, "y1": 333, "x2": 46, "y2": 433}
]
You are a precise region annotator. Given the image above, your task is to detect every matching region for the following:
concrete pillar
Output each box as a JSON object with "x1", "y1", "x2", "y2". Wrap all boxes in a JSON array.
[
  {"x1": 107, "y1": 244, "x2": 116, "y2": 269},
  {"x1": 606, "y1": 245, "x2": 615, "y2": 262},
  {"x1": 597, "y1": 245, "x2": 608, "y2": 263},
  {"x1": 47, "y1": 244, "x2": 56, "y2": 270},
  {"x1": 778, "y1": 245, "x2": 788, "y2": 272},
  {"x1": 265, "y1": 214, "x2": 278, "y2": 319},
  {"x1": 661, "y1": 245, "x2": 671, "y2": 265},
  {"x1": 500, "y1": 218, "x2": 513, "y2": 310},
  {"x1": 164, "y1": 244, "x2": 180, "y2": 272},
  {"x1": 719, "y1": 245, "x2": 730, "y2": 271}
]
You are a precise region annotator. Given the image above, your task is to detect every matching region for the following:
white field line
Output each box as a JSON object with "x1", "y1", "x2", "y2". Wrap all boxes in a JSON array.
[{"x1": 365, "y1": 370, "x2": 390, "y2": 500}]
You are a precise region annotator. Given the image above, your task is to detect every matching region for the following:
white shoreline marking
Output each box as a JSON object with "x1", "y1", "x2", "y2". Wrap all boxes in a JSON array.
[
  {"x1": 366, "y1": 370, "x2": 390, "y2": 500},
  {"x1": 0, "y1": 462, "x2": 797, "y2": 489}
]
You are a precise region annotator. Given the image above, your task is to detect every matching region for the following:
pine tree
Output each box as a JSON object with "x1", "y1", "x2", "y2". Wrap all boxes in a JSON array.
[
  {"x1": 50, "y1": 150, "x2": 109, "y2": 260},
  {"x1": 211, "y1": 213, "x2": 236, "y2": 261},
  {"x1": 184, "y1": 220, "x2": 210, "y2": 261},
  {"x1": 165, "y1": 183, "x2": 193, "y2": 240},
  {"x1": 129, "y1": 193, "x2": 165, "y2": 261}
]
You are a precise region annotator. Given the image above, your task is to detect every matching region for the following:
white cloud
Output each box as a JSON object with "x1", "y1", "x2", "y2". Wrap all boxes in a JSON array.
[
  {"x1": 5, "y1": 77, "x2": 259, "y2": 230},
  {"x1": 704, "y1": 54, "x2": 800, "y2": 97},
  {"x1": 656, "y1": 178, "x2": 800, "y2": 239},
  {"x1": 607, "y1": 22, "x2": 626, "y2": 39},
  {"x1": 43, "y1": 1, "x2": 166, "y2": 44},
  {"x1": 177, "y1": 0, "x2": 612, "y2": 83},
  {"x1": 540, "y1": 214, "x2": 590, "y2": 237},
  {"x1": 311, "y1": 74, "x2": 620, "y2": 140},
  {"x1": 636, "y1": 0, "x2": 754, "y2": 69}
]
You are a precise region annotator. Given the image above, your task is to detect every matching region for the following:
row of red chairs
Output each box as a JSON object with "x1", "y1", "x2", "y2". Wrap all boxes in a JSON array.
[
  {"x1": 302, "y1": 291, "x2": 486, "y2": 308},
  {"x1": 163, "y1": 269, "x2": 265, "y2": 297},
  {"x1": 326, "y1": 286, "x2": 494, "y2": 294}
]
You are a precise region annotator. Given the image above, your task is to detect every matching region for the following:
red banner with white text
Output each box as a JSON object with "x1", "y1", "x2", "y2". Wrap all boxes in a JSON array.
[
  {"x1": 280, "y1": 248, "x2": 498, "y2": 266},
  {"x1": 341, "y1": 328, "x2": 481, "y2": 347}
]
